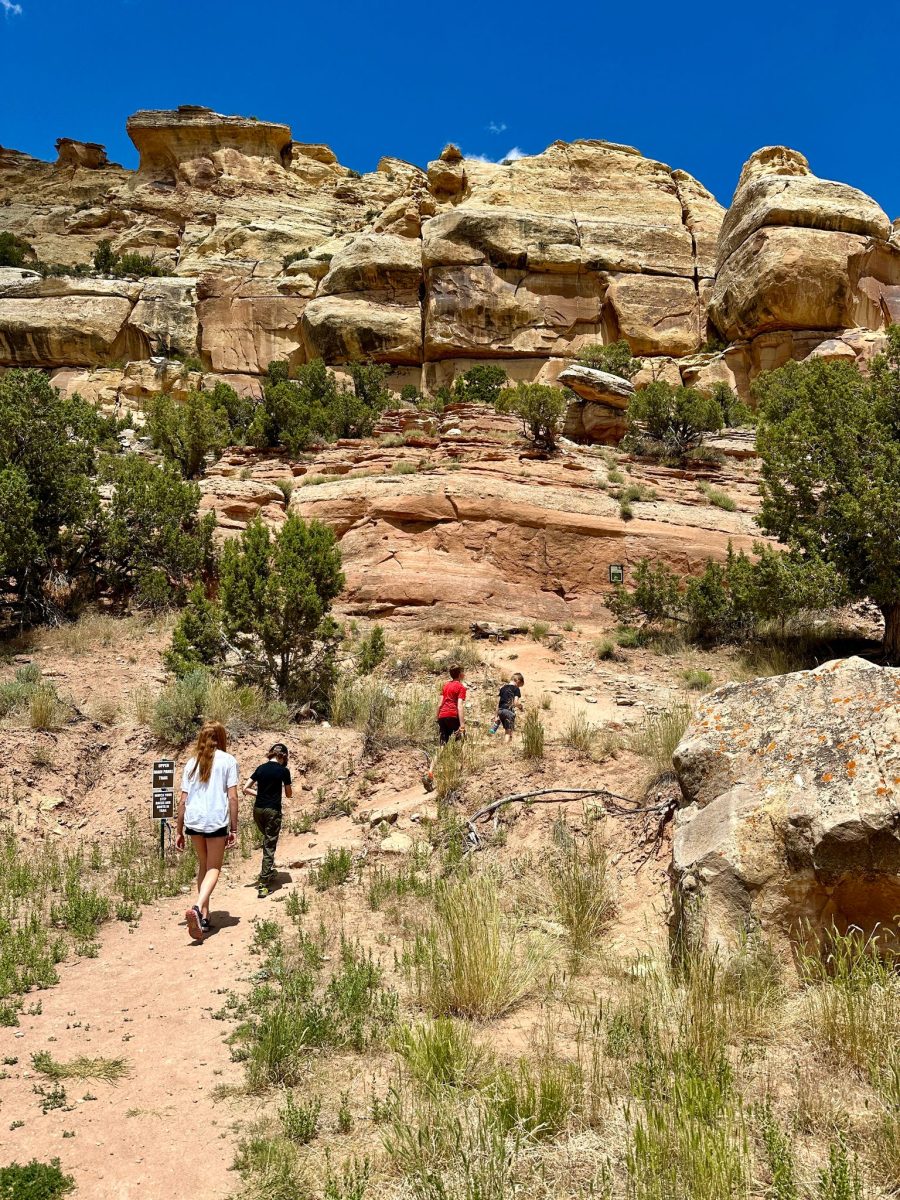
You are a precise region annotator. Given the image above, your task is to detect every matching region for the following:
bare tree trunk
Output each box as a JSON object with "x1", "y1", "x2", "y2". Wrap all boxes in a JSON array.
[{"x1": 881, "y1": 602, "x2": 900, "y2": 665}]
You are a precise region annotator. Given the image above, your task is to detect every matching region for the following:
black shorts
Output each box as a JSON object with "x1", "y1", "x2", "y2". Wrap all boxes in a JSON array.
[
  {"x1": 498, "y1": 708, "x2": 516, "y2": 733},
  {"x1": 185, "y1": 825, "x2": 229, "y2": 839},
  {"x1": 438, "y1": 716, "x2": 461, "y2": 744}
]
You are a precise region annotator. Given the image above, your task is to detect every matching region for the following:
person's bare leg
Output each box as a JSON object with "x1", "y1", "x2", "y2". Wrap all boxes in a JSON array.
[
  {"x1": 192, "y1": 836, "x2": 208, "y2": 898},
  {"x1": 197, "y1": 837, "x2": 226, "y2": 919}
]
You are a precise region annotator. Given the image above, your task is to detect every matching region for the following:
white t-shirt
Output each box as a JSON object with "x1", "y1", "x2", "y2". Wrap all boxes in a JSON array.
[{"x1": 181, "y1": 749, "x2": 239, "y2": 834}]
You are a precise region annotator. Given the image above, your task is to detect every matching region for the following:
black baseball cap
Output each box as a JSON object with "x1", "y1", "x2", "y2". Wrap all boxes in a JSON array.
[{"x1": 269, "y1": 743, "x2": 289, "y2": 758}]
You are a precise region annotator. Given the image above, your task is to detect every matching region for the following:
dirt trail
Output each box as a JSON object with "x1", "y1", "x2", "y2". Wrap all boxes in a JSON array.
[{"x1": 0, "y1": 826, "x2": 341, "y2": 1200}]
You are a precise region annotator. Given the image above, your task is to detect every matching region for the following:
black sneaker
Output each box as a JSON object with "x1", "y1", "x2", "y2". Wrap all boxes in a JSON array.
[{"x1": 200, "y1": 915, "x2": 212, "y2": 933}]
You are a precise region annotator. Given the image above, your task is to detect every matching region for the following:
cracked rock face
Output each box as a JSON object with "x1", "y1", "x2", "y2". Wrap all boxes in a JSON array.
[
  {"x1": 673, "y1": 657, "x2": 900, "y2": 954},
  {"x1": 0, "y1": 112, "x2": 898, "y2": 407}
]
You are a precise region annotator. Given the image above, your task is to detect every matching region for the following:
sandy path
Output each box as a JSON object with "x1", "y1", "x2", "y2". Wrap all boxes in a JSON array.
[{"x1": 0, "y1": 824, "x2": 353, "y2": 1199}]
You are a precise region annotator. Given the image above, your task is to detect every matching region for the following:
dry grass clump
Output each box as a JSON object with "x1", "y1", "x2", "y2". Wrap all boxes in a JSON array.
[
  {"x1": 31, "y1": 1051, "x2": 130, "y2": 1083},
  {"x1": 799, "y1": 924, "x2": 900, "y2": 1077},
  {"x1": 520, "y1": 709, "x2": 545, "y2": 759},
  {"x1": 630, "y1": 701, "x2": 692, "y2": 788},
  {"x1": 561, "y1": 711, "x2": 596, "y2": 755},
  {"x1": 546, "y1": 830, "x2": 614, "y2": 962},
  {"x1": 409, "y1": 873, "x2": 547, "y2": 1019}
]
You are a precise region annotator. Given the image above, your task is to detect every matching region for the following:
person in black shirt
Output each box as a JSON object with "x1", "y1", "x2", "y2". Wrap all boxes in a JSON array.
[
  {"x1": 494, "y1": 672, "x2": 525, "y2": 744},
  {"x1": 243, "y1": 743, "x2": 292, "y2": 898}
]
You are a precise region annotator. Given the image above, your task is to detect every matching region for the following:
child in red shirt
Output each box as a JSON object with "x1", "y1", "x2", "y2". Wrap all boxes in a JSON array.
[
  {"x1": 436, "y1": 664, "x2": 467, "y2": 743},
  {"x1": 423, "y1": 665, "x2": 467, "y2": 792}
]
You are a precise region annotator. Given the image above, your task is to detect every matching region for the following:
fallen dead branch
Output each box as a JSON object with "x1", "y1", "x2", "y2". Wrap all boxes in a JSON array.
[{"x1": 464, "y1": 787, "x2": 676, "y2": 851}]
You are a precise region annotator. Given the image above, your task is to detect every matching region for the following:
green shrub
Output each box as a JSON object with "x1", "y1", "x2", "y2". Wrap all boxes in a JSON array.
[
  {"x1": 145, "y1": 390, "x2": 231, "y2": 478},
  {"x1": 0, "y1": 1159, "x2": 74, "y2": 1200},
  {"x1": 217, "y1": 514, "x2": 344, "y2": 704},
  {"x1": 577, "y1": 339, "x2": 642, "y2": 380},
  {"x1": 496, "y1": 382, "x2": 567, "y2": 452},
  {"x1": 165, "y1": 584, "x2": 224, "y2": 675},
  {"x1": 624, "y1": 381, "x2": 723, "y2": 462},
  {"x1": 356, "y1": 625, "x2": 387, "y2": 674},
  {"x1": 755, "y1": 341, "x2": 900, "y2": 661},
  {"x1": 452, "y1": 364, "x2": 507, "y2": 406},
  {"x1": 249, "y1": 358, "x2": 390, "y2": 453},
  {"x1": 0, "y1": 369, "x2": 119, "y2": 624},
  {"x1": 698, "y1": 481, "x2": 737, "y2": 511},
  {"x1": 150, "y1": 669, "x2": 210, "y2": 743},
  {"x1": 392, "y1": 1018, "x2": 490, "y2": 1093},
  {"x1": 680, "y1": 668, "x2": 712, "y2": 691},
  {"x1": 547, "y1": 830, "x2": 613, "y2": 958},
  {"x1": 100, "y1": 456, "x2": 216, "y2": 608},
  {"x1": 309, "y1": 847, "x2": 353, "y2": 891},
  {"x1": 279, "y1": 1091, "x2": 321, "y2": 1144},
  {"x1": 0, "y1": 232, "x2": 34, "y2": 268},
  {"x1": 595, "y1": 637, "x2": 617, "y2": 661}
]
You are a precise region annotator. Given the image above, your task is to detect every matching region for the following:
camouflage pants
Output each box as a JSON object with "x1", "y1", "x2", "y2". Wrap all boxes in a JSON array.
[{"x1": 253, "y1": 806, "x2": 282, "y2": 882}]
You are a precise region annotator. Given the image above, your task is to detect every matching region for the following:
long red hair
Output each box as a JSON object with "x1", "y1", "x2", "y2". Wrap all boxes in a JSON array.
[{"x1": 189, "y1": 722, "x2": 227, "y2": 783}]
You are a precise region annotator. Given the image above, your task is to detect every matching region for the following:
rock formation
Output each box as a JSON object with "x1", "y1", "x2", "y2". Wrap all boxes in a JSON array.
[
  {"x1": 0, "y1": 107, "x2": 897, "y2": 414},
  {"x1": 672, "y1": 657, "x2": 900, "y2": 954}
]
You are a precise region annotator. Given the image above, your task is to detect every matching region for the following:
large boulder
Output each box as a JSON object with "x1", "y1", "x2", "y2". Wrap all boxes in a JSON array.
[
  {"x1": 196, "y1": 273, "x2": 306, "y2": 374},
  {"x1": 709, "y1": 147, "x2": 900, "y2": 342},
  {"x1": 0, "y1": 277, "x2": 145, "y2": 367},
  {"x1": 673, "y1": 658, "x2": 900, "y2": 954},
  {"x1": 126, "y1": 106, "x2": 292, "y2": 186},
  {"x1": 559, "y1": 364, "x2": 634, "y2": 445}
]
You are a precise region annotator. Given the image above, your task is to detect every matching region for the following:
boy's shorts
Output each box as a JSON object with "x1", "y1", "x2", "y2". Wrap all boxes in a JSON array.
[{"x1": 498, "y1": 708, "x2": 516, "y2": 733}]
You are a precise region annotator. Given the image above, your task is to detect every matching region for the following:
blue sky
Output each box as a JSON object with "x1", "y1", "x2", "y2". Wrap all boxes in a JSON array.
[{"x1": 1, "y1": 0, "x2": 898, "y2": 216}]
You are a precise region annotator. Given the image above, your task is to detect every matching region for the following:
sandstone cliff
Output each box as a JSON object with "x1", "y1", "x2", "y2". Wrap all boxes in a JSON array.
[{"x1": 2, "y1": 106, "x2": 895, "y2": 403}]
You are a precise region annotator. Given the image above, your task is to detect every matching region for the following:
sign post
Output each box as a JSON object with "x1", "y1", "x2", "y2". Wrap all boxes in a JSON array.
[
  {"x1": 152, "y1": 759, "x2": 175, "y2": 858},
  {"x1": 609, "y1": 563, "x2": 625, "y2": 585}
]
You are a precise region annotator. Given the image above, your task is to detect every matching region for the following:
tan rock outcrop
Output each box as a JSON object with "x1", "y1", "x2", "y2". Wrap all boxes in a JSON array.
[
  {"x1": 709, "y1": 147, "x2": 900, "y2": 344},
  {"x1": 55, "y1": 139, "x2": 109, "y2": 170},
  {"x1": 196, "y1": 273, "x2": 306, "y2": 373},
  {"x1": 301, "y1": 295, "x2": 422, "y2": 364},
  {"x1": 558, "y1": 364, "x2": 634, "y2": 446},
  {"x1": 673, "y1": 657, "x2": 900, "y2": 953},
  {"x1": 127, "y1": 106, "x2": 292, "y2": 185},
  {"x1": 128, "y1": 277, "x2": 199, "y2": 357},
  {"x1": 0, "y1": 277, "x2": 145, "y2": 367},
  {"x1": 198, "y1": 477, "x2": 286, "y2": 530}
]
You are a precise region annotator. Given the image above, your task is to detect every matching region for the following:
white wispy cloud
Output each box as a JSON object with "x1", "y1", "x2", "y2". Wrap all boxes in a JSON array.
[
  {"x1": 2, "y1": 0, "x2": 23, "y2": 14},
  {"x1": 464, "y1": 146, "x2": 529, "y2": 165},
  {"x1": 486, "y1": 120, "x2": 507, "y2": 135}
]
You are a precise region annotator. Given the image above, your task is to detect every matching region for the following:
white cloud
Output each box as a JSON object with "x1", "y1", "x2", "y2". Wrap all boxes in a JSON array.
[
  {"x1": 487, "y1": 121, "x2": 507, "y2": 135},
  {"x1": 463, "y1": 146, "x2": 529, "y2": 165},
  {"x1": 1, "y1": 1, "x2": 23, "y2": 14}
]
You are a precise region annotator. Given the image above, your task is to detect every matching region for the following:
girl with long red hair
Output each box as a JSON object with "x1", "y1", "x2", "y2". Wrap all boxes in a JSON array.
[{"x1": 175, "y1": 721, "x2": 239, "y2": 941}]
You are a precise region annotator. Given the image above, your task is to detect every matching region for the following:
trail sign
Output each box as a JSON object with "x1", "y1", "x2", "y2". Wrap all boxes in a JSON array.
[
  {"x1": 152, "y1": 759, "x2": 177, "y2": 856},
  {"x1": 609, "y1": 563, "x2": 625, "y2": 584},
  {"x1": 152, "y1": 788, "x2": 175, "y2": 819},
  {"x1": 152, "y1": 759, "x2": 175, "y2": 789}
]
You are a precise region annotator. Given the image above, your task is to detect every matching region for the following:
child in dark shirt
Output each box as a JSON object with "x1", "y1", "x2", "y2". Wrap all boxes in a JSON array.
[
  {"x1": 492, "y1": 673, "x2": 525, "y2": 744},
  {"x1": 243, "y1": 743, "x2": 292, "y2": 898}
]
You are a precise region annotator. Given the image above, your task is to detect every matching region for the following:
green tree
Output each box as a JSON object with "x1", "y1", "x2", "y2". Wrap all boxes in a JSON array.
[
  {"x1": 496, "y1": 382, "x2": 567, "y2": 452},
  {"x1": 146, "y1": 390, "x2": 231, "y2": 478},
  {"x1": 101, "y1": 457, "x2": 216, "y2": 607},
  {"x1": 452, "y1": 364, "x2": 507, "y2": 405},
  {"x1": 92, "y1": 239, "x2": 117, "y2": 275},
  {"x1": 165, "y1": 583, "x2": 224, "y2": 675},
  {"x1": 576, "y1": 340, "x2": 642, "y2": 380},
  {"x1": 606, "y1": 559, "x2": 683, "y2": 625},
  {"x1": 0, "y1": 232, "x2": 34, "y2": 268},
  {"x1": 710, "y1": 382, "x2": 753, "y2": 428},
  {"x1": 624, "y1": 381, "x2": 722, "y2": 460},
  {"x1": 249, "y1": 359, "x2": 339, "y2": 454},
  {"x1": 218, "y1": 514, "x2": 344, "y2": 701},
  {"x1": 754, "y1": 345, "x2": 900, "y2": 661},
  {"x1": 357, "y1": 624, "x2": 386, "y2": 674},
  {"x1": 0, "y1": 370, "x2": 112, "y2": 622},
  {"x1": 207, "y1": 380, "x2": 255, "y2": 441}
]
